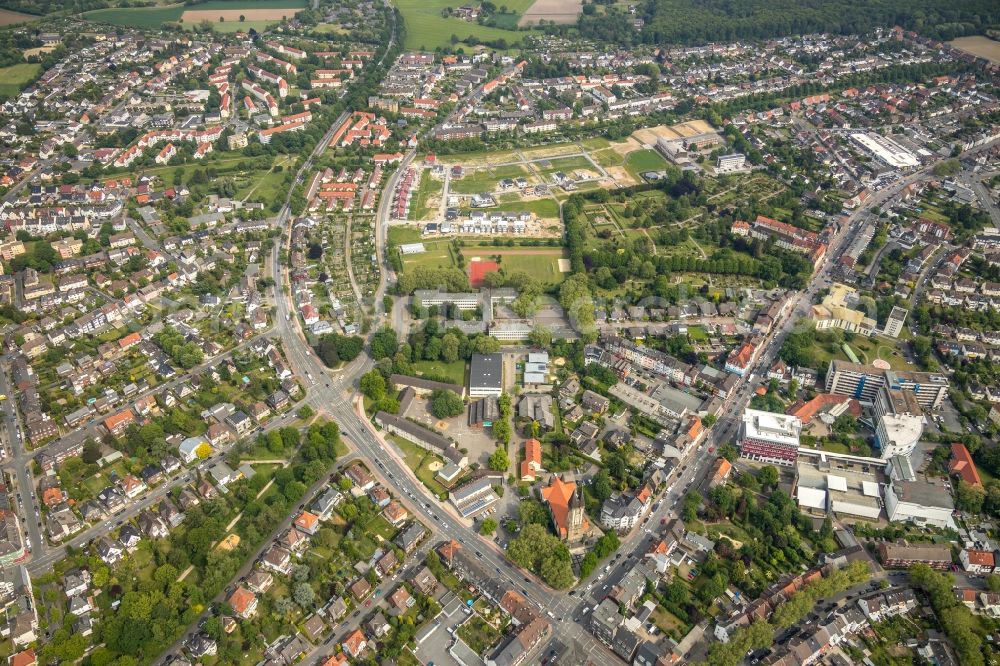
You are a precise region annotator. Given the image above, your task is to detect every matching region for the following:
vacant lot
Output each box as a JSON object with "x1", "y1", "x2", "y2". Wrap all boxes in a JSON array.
[
  {"x1": 0, "y1": 9, "x2": 37, "y2": 25},
  {"x1": 0, "y1": 63, "x2": 41, "y2": 99},
  {"x1": 948, "y1": 36, "x2": 1000, "y2": 64},
  {"x1": 518, "y1": 0, "x2": 582, "y2": 25}
]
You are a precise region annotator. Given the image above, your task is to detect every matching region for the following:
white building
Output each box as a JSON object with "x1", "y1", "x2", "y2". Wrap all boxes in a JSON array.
[
  {"x1": 883, "y1": 456, "x2": 956, "y2": 529},
  {"x1": 883, "y1": 306, "x2": 908, "y2": 339},
  {"x1": 738, "y1": 408, "x2": 801, "y2": 466},
  {"x1": 715, "y1": 153, "x2": 747, "y2": 173},
  {"x1": 849, "y1": 132, "x2": 920, "y2": 169}
]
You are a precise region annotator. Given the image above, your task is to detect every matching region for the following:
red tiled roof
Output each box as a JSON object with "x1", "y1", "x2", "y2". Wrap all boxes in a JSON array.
[{"x1": 950, "y1": 443, "x2": 982, "y2": 488}]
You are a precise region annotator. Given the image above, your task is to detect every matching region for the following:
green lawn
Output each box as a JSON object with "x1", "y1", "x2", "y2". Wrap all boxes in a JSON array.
[
  {"x1": 389, "y1": 226, "x2": 425, "y2": 246},
  {"x1": 491, "y1": 197, "x2": 559, "y2": 219},
  {"x1": 651, "y1": 605, "x2": 688, "y2": 638},
  {"x1": 687, "y1": 325, "x2": 709, "y2": 342},
  {"x1": 389, "y1": 435, "x2": 451, "y2": 497},
  {"x1": 410, "y1": 359, "x2": 466, "y2": 385},
  {"x1": 0, "y1": 63, "x2": 41, "y2": 99},
  {"x1": 401, "y1": 243, "x2": 451, "y2": 272},
  {"x1": 542, "y1": 155, "x2": 594, "y2": 174},
  {"x1": 366, "y1": 515, "x2": 399, "y2": 541},
  {"x1": 624, "y1": 149, "x2": 669, "y2": 178},
  {"x1": 395, "y1": 0, "x2": 534, "y2": 50},
  {"x1": 450, "y1": 165, "x2": 528, "y2": 194},
  {"x1": 236, "y1": 157, "x2": 293, "y2": 201},
  {"x1": 592, "y1": 148, "x2": 626, "y2": 168}
]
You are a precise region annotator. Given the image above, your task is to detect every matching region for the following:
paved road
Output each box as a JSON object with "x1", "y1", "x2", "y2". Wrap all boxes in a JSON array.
[{"x1": 0, "y1": 363, "x2": 42, "y2": 557}]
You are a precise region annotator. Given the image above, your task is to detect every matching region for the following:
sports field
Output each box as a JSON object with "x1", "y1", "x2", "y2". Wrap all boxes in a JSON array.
[
  {"x1": 0, "y1": 63, "x2": 41, "y2": 99},
  {"x1": 83, "y1": 0, "x2": 305, "y2": 29},
  {"x1": 395, "y1": 0, "x2": 534, "y2": 50}
]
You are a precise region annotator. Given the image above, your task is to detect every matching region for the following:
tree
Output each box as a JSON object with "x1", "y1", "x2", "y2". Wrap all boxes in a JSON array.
[
  {"x1": 82, "y1": 438, "x2": 101, "y2": 464},
  {"x1": 292, "y1": 582, "x2": 315, "y2": 608},
  {"x1": 488, "y1": 447, "x2": 509, "y2": 472},
  {"x1": 528, "y1": 325, "x2": 553, "y2": 349},
  {"x1": 479, "y1": 518, "x2": 498, "y2": 535},
  {"x1": 430, "y1": 389, "x2": 464, "y2": 419},
  {"x1": 757, "y1": 465, "x2": 779, "y2": 489},
  {"x1": 592, "y1": 470, "x2": 613, "y2": 502},
  {"x1": 492, "y1": 417, "x2": 511, "y2": 445},
  {"x1": 441, "y1": 334, "x2": 460, "y2": 363},
  {"x1": 718, "y1": 443, "x2": 738, "y2": 462},
  {"x1": 956, "y1": 481, "x2": 985, "y2": 514},
  {"x1": 370, "y1": 327, "x2": 398, "y2": 359},
  {"x1": 360, "y1": 370, "x2": 387, "y2": 401},
  {"x1": 702, "y1": 414, "x2": 717, "y2": 428},
  {"x1": 507, "y1": 523, "x2": 575, "y2": 589}
]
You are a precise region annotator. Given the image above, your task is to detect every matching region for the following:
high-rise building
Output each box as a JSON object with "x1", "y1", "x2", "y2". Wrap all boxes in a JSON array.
[
  {"x1": 825, "y1": 360, "x2": 948, "y2": 410},
  {"x1": 873, "y1": 387, "x2": 924, "y2": 459},
  {"x1": 883, "y1": 306, "x2": 908, "y2": 338},
  {"x1": 738, "y1": 408, "x2": 802, "y2": 466}
]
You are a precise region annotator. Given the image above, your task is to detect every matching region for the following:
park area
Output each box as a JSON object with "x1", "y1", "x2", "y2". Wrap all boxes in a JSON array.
[{"x1": 83, "y1": 0, "x2": 305, "y2": 30}]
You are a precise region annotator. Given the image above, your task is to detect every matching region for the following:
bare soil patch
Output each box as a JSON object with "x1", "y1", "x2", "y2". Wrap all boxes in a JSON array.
[
  {"x1": 181, "y1": 8, "x2": 300, "y2": 22},
  {"x1": 518, "y1": 0, "x2": 582, "y2": 26},
  {"x1": 611, "y1": 136, "x2": 643, "y2": 156},
  {"x1": 605, "y1": 165, "x2": 637, "y2": 186}
]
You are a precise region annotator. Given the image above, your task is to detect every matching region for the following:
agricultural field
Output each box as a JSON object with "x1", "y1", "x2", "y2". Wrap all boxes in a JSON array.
[
  {"x1": 395, "y1": 0, "x2": 534, "y2": 50},
  {"x1": 0, "y1": 62, "x2": 41, "y2": 99},
  {"x1": 82, "y1": 0, "x2": 305, "y2": 29},
  {"x1": 948, "y1": 35, "x2": 1000, "y2": 65},
  {"x1": 518, "y1": 0, "x2": 582, "y2": 26},
  {"x1": 0, "y1": 8, "x2": 37, "y2": 24}
]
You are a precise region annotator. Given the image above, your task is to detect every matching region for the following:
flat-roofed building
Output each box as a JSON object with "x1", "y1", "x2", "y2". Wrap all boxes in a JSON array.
[
  {"x1": 738, "y1": 408, "x2": 801, "y2": 466},
  {"x1": 825, "y1": 360, "x2": 949, "y2": 410},
  {"x1": 449, "y1": 475, "x2": 500, "y2": 518},
  {"x1": 884, "y1": 306, "x2": 908, "y2": 338},
  {"x1": 470, "y1": 353, "x2": 503, "y2": 397},
  {"x1": 877, "y1": 542, "x2": 952, "y2": 569},
  {"x1": 884, "y1": 457, "x2": 956, "y2": 529},
  {"x1": 795, "y1": 456, "x2": 882, "y2": 520}
]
